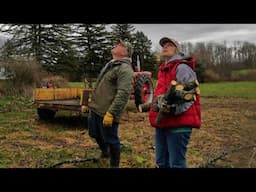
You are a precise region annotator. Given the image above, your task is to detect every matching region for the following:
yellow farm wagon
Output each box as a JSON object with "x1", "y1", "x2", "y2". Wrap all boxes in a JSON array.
[{"x1": 33, "y1": 88, "x2": 93, "y2": 120}]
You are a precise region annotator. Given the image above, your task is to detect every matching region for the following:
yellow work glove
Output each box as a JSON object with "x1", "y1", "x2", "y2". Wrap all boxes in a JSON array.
[{"x1": 103, "y1": 112, "x2": 114, "y2": 127}]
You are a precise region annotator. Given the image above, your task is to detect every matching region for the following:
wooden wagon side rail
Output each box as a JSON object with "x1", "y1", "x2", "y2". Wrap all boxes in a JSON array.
[{"x1": 33, "y1": 88, "x2": 93, "y2": 117}]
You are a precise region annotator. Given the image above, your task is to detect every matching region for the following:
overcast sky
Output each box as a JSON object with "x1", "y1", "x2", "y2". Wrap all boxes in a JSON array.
[
  {"x1": 132, "y1": 24, "x2": 256, "y2": 50},
  {"x1": 2, "y1": 24, "x2": 256, "y2": 51}
]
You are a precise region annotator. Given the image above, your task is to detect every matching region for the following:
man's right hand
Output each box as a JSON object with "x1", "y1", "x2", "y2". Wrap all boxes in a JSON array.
[{"x1": 103, "y1": 112, "x2": 114, "y2": 127}]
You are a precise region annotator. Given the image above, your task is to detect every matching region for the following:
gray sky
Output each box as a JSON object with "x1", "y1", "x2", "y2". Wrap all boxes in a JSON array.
[
  {"x1": 2, "y1": 24, "x2": 256, "y2": 51},
  {"x1": 132, "y1": 24, "x2": 256, "y2": 50}
]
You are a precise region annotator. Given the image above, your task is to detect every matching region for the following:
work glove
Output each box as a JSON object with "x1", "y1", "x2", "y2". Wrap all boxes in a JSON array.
[{"x1": 103, "y1": 112, "x2": 114, "y2": 127}]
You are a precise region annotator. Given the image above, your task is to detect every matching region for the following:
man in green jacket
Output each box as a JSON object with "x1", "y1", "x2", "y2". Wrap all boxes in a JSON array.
[{"x1": 88, "y1": 40, "x2": 134, "y2": 168}]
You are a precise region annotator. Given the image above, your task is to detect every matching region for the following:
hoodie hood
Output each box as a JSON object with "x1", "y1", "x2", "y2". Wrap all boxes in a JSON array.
[{"x1": 161, "y1": 52, "x2": 195, "y2": 71}]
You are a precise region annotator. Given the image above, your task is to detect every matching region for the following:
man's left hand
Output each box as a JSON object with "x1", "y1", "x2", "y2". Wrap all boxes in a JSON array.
[{"x1": 103, "y1": 112, "x2": 114, "y2": 127}]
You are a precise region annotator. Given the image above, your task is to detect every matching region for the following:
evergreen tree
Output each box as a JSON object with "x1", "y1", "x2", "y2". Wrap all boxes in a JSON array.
[
  {"x1": 0, "y1": 39, "x2": 14, "y2": 58},
  {"x1": 110, "y1": 24, "x2": 135, "y2": 43},
  {"x1": 0, "y1": 24, "x2": 74, "y2": 73},
  {"x1": 74, "y1": 24, "x2": 111, "y2": 78},
  {"x1": 132, "y1": 31, "x2": 155, "y2": 72},
  {"x1": 54, "y1": 43, "x2": 80, "y2": 81}
]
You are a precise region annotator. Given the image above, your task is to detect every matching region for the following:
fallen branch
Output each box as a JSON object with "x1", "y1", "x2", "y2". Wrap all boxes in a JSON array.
[
  {"x1": 49, "y1": 157, "x2": 99, "y2": 168},
  {"x1": 248, "y1": 147, "x2": 256, "y2": 168},
  {"x1": 199, "y1": 145, "x2": 256, "y2": 168}
]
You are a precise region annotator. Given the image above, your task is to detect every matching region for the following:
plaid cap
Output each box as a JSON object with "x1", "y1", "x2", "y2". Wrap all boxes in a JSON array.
[
  {"x1": 159, "y1": 37, "x2": 180, "y2": 50},
  {"x1": 117, "y1": 39, "x2": 133, "y2": 57}
]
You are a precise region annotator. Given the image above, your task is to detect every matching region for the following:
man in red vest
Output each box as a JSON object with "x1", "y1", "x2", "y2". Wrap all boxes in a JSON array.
[{"x1": 149, "y1": 37, "x2": 201, "y2": 168}]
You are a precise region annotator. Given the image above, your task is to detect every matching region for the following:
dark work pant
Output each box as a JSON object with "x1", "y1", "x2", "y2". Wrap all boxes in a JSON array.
[{"x1": 88, "y1": 111, "x2": 120, "y2": 151}]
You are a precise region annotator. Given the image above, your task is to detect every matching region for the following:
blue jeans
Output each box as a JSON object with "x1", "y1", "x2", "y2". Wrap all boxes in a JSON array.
[
  {"x1": 155, "y1": 128, "x2": 191, "y2": 168},
  {"x1": 88, "y1": 111, "x2": 120, "y2": 150}
]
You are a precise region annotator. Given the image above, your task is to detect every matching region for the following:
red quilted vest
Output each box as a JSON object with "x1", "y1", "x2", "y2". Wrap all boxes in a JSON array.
[{"x1": 149, "y1": 57, "x2": 201, "y2": 129}]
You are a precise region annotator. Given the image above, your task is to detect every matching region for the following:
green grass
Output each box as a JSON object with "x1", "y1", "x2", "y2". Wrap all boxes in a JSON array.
[
  {"x1": 69, "y1": 82, "x2": 96, "y2": 88},
  {"x1": 68, "y1": 82, "x2": 84, "y2": 88},
  {"x1": 200, "y1": 81, "x2": 256, "y2": 98},
  {"x1": 69, "y1": 80, "x2": 256, "y2": 98},
  {"x1": 232, "y1": 69, "x2": 256, "y2": 76},
  {"x1": 154, "y1": 80, "x2": 256, "y2": 98}
]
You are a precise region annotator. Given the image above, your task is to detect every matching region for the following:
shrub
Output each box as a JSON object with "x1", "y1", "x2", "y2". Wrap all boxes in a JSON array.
[
  {"x1": 231, "y1": 69, "x2": 256, "y2": 81},
  {"x1": 203, "y1": 69, "x2": 222, "y2": 82},
  {"x1": 0, "y1": 57, "x2": 44, "y2": 96},
  {"x1": 0, "y1": 57, "x2": 70, "y2": 97},
  {"x1": 195, "y1": 62, "x2": 205, "y2": 83}
]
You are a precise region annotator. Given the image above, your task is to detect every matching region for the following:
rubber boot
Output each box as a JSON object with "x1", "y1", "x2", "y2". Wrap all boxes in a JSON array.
[
  {"x1": 95, "y1": 137, "x2": 109, "y2": 158},
  {"x1": 109, "y1": 146, "x2": 120, "y2": 168}
]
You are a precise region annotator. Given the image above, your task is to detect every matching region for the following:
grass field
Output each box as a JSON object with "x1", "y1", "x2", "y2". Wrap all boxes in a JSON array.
[
  {"x1": 68, "y1": 82, "x2": 95, "y2": 88},
  {"x1": 0, "y1": 81, "x2": 255, "y2": 168},
  {"x1": 200, "y1": 81, "x2": 256, "y2": 98},
  {"x1": 68, "y1": 82, "x2": 85, "y2": 88},
  {"x1": 232, "y1": 69, "x2": 256, "y2": 76},
  {"x1": 69, "y1": 81, "x2": 256, "y2": 98}
]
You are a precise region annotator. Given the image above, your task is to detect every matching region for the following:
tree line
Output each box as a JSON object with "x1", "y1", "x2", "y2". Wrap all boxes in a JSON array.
[
  {"x1": 1, "y1": 24, "x2": 256, "y2": 82},
  {"x1": 0, "y1": 24, "x2": 157, "y2": 81},
  {"x1": 181, "y1": 41, "x2": 256, "y2": 82}
]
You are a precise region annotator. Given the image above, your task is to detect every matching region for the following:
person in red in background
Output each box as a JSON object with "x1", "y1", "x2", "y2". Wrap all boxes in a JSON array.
[
  {"x1": 46, "y1": 80, "x2": 54, "y2": 88},
  {"x1": 149, "y1": 37, "x2": 201, "y2": 168}
]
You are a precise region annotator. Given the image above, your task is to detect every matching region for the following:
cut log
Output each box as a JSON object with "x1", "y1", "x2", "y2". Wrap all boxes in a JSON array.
[{"x1": 184, "y1": 93, "x2": 194, "y2": 101}]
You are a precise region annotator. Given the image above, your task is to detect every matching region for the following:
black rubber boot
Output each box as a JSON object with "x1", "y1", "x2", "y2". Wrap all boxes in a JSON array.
[
  {"x1": 95, "y1": 137, "x2": 109, "y2": 158},
  {"x1": 109, "y1": 146, "x2": 120, "y2": 168},
  {"x1": 100, "y1": 150, "x2": 110, "y2": 158}
]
